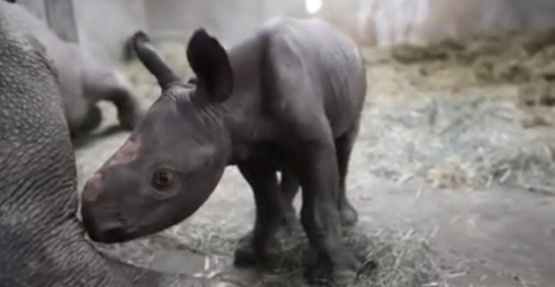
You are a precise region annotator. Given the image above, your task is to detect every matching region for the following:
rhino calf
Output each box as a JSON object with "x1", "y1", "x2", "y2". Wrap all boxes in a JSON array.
[
  {"x1": 7, "y1": 2, "x2": 144, "y2": 138},
  {"x1": 80, "y1": 17, "x2": 367, "y2": 285}
]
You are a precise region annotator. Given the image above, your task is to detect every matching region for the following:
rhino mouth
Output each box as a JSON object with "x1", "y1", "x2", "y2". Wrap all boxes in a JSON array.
[
  {"x1": 92, "y1": 226, "x2": 129, "y2": 243},
  {"x1": 81, "y1": 208, "x2": 137, "y2": 243}
]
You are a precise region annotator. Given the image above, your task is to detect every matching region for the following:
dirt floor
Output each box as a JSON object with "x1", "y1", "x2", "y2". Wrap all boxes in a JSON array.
[{"x1": 74, "y1": 31, "x2": 555, "y2": 287}]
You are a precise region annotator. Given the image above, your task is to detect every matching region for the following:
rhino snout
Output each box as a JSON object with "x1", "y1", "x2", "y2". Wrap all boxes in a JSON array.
[{"x1": 81, "y1": 172, "x2": 127, "y2": 243}]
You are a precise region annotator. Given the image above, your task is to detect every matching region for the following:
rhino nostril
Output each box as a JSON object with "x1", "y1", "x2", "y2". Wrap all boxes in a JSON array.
[
  {"x1": 81, "y1": 173, "x2": 104, "y2": 203},
  {"x1": 83, "y1": 217, "x2": 126, "y2": 243}
]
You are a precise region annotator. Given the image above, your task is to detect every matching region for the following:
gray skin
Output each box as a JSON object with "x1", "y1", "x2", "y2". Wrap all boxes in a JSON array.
[
  {"x1": 5, "y1": 2, "x2": 144, "y2": 139},
  {"x1": 80, "y1": 17, "x2": 367, "y2": 285},
  {"x1": 0, "y1": 2, "x2": 221, "y2": 286}
]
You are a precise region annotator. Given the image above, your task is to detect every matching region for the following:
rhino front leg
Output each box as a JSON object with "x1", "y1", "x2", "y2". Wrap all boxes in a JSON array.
[
  {"x1": 290, "y1": 139, "x2": 360, "y2": 285},
  {"x1": 235, "y1": 158, "x2": 286, "y2": 267}
]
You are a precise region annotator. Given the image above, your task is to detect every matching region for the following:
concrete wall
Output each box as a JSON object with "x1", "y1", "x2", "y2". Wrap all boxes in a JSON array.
[
  {"x1": 72, "y1": 0, "x2": 148, "y2": 65},
  {"x1": 17, "y1": 0, "x2": 46, "y2": 21},
  {"x1": 145, "y1": 0, "x2": 268, "y2": 47},
  {"x1": 144, "y1": 0, "x2": 555, "y2": 48},
  {"x1": 15, "y1": 0, "x2": 555, "y2": 64},
  {"x1": 43, "y1": 0, "x2": 79, "y2": 43},
  {"x1": 143, "y1": 0, "x2": 349, "y2": 47},
  {"x1": 16, "y1": 0, "x2": 148, "y2": 65},
  {"x1": 357, "y1": 0, "x2": 555, "y2": 46}
]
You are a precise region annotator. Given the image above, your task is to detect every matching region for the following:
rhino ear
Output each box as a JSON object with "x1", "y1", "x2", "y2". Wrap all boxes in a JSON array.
[{"x1": 186, "y1": 29, "x2": 233, "y2": 103}]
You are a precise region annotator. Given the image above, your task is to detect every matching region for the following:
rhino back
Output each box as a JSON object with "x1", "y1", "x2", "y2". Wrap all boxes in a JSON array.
[
  {"x1": 3, "y1": 2, "x2": 88, "y2": 122},
  {"x1": 260, "y1": 17, "x2": 366, "y2": 136}
]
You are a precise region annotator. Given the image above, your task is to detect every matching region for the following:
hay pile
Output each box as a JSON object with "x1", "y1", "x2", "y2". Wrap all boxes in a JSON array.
[
  {"x1": 388, "y1": 29, "x2": 555, "y2": 85},
  {"x1": 257, "y1": 229, "x2": 444, "y2": 287},
  {"x1": 358, "y1": 29, "x2": 555, "y2": 194}
]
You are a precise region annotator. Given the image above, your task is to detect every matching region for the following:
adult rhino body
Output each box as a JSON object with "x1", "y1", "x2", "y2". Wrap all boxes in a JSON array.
[
  {"x1": 0, "y1": 2, "x2": 218, "y2": 286},
  {"x1": 81, "y1": 17, "x2": 367, "y2": 284},
  {"x1": 4, "y1": 2, "x2": 144, "y2": 138}
]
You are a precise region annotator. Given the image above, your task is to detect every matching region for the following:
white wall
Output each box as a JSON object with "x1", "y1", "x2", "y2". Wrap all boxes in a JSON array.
[
  {"x1": 144, "y1": 0, "x2": 555, "y2": 47},
  {"x1": 72, "y1": 0, "x2": 148, "y2": 65},
  {"x1": 357, "y1": 0, "x2": 555, "y2": 47},
  {"x1": 16, "y1": 0, "x2": 555, "y2": 64}
]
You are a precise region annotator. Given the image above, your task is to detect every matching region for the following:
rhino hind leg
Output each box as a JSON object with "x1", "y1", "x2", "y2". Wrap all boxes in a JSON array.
[
  {"x1": 280, "y1": 160, "x2": 358, "y2": 229},
  {"x1": 109, "y1": 86, "x2": 144, "y2": 130},
  {"x1": 68, "y1": 105, "x2": 102, "y2": 139},
  {"x1": 78, "y1": 105, "x2": 102, "y2": 135},
  {"x1": 83, "y1": 69, "x2": 145, "y2": 131},
  {"x1": 334, "y1": 122, "x2": 360, "y2": 227},
  {"x1": 279, "y1": 169, "x2": 301, "y2": 231}
]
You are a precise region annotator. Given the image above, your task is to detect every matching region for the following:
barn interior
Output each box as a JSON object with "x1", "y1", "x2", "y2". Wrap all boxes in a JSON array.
[{"x1": 15, "y1": 0, "x2": 555, "y2": 286}]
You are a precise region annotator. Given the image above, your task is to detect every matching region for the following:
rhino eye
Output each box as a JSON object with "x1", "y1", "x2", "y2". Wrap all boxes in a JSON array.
[{"x1": 151, "y1": 168, "x2": 174, "y2": 190}]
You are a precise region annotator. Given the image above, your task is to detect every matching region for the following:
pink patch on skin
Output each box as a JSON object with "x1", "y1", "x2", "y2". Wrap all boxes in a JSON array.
[
  {"x1": 82, "y1": 173, "x2": 104, "y2": 203},
  {"x1": 105, "y1": 138, "x2": 142, "y2": 168}
]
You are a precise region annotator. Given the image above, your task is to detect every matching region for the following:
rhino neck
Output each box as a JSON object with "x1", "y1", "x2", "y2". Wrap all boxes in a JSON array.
[{"x1": 210, "y1": 33, "x2": 271, "y2": 162}]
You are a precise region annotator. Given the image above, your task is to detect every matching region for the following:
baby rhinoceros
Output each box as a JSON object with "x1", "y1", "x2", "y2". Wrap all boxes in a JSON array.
[
  {"x1": 7, "y1": 2, "x2": 144, "y2": 138},
  {"x1": 80, "y1": 17, "x2": 367, "y2": 285}
]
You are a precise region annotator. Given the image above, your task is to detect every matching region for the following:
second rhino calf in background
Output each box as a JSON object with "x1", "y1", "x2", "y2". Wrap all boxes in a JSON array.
[
  {"x1": 80, "y1": 17, "x2": 367, "y2": 285},
  {"x1": 6, "y1": 2, "x2": 144, "y2": 138}
]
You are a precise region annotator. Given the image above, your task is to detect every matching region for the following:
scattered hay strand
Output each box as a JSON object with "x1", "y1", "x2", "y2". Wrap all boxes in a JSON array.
[{"x1": 95, "y1": 226, "x2": 448, "y2": 287}]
